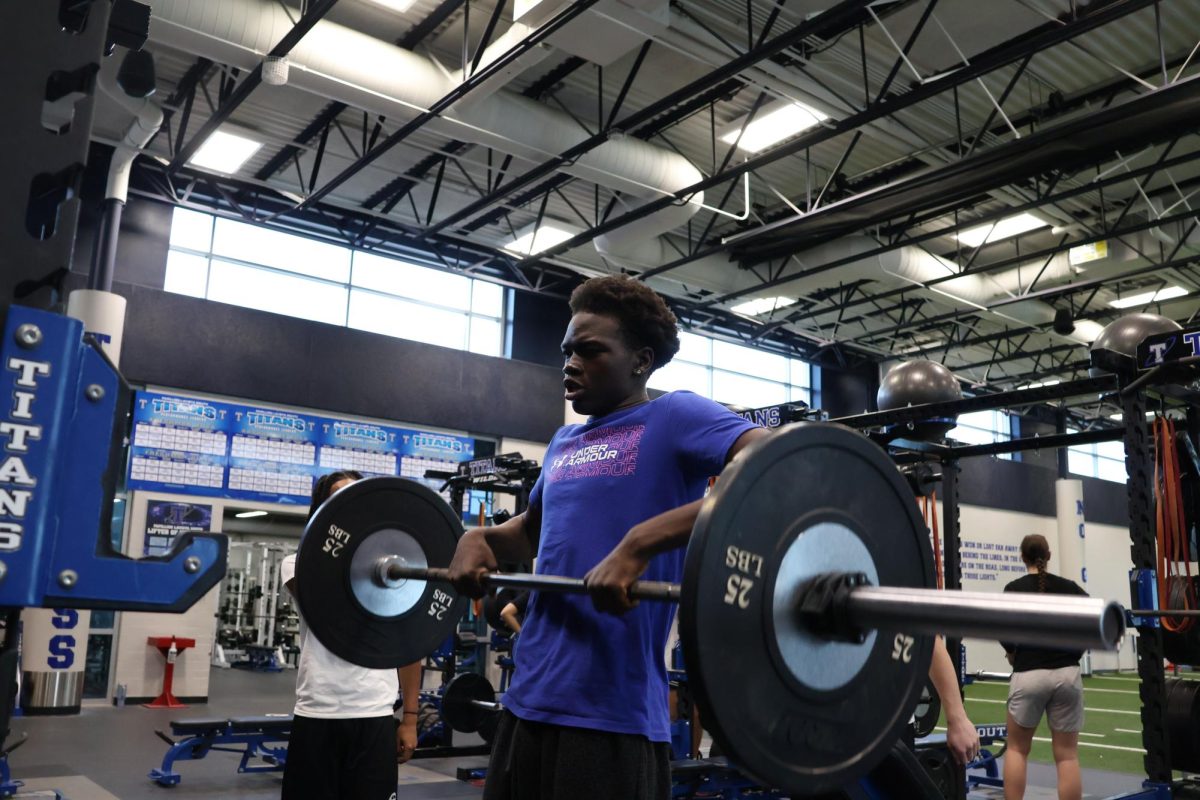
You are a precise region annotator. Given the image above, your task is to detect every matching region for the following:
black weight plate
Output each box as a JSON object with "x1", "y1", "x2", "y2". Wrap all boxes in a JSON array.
[
  {"x1": 478, "y1": 707, "x2": 501, "y2": 744},
  {"x1": 911, "y1": 680, "x2": 941, "y2": 739},
  {"x1": 441, "y1": 672, "x2": 496, "y2": 733},
  {"x1": 681, "y1": 422, "x2": 935, "y2": 796},
  {"x1": 297, "y1": 477, "x2": 466, "y2": 668}
]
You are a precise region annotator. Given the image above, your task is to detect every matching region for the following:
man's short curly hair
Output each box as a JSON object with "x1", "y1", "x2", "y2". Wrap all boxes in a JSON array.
[{"x1": 569, "y1": 275, "x2": 680, "y2": 371}]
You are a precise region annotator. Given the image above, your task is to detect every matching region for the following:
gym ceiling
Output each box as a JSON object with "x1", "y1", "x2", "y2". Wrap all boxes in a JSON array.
[{"x1": 95, "y1": 0, "x2": 1200, "y2": 418}]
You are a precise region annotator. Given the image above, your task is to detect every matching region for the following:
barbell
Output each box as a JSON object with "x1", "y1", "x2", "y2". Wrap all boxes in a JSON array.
[
  {"x1": 295, "y1": 422, "x2": 1125, "y2": 795},
  {"x1": 440, "y1": 672, "x2": 502, "y2": 741}
]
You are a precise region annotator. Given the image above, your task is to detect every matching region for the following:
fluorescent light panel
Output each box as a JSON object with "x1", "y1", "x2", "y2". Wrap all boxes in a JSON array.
[
  {"x1": 957, "y1": 213, "x2": 1047, "y2": 248},
  {"x1": 188, "y1": 129, "x2": 263, "y2": 174},
  {"x1": 367, "y1": 0, "x2": 417, "y2": 12},
  {"x1": 235, "y1": 510, "x2": 269, "y2": 519},
  {"x1": 502, "y1": 224, "x2": 575, "y2": 256},
  {"x1": 730, "y1": 296, "x2": 797, "y2": 316},
  {"x1": 1025, "y1": 379, "x2": 1061, "y2": 389},
  {"x1": 720, "y1": 102, "x2": 828, "y2": 153},
  {"x1": 1108, "y1": 285, "x2": 1188, "y2": 309}
]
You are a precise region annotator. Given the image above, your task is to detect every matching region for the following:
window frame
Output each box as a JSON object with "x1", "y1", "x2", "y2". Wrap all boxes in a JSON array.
[
  {"x1": 165, "y1": 208, "x2": 508, "y2": 357},
  {"x1": 647, "y1": 331, "x2": 814, "y2": 409},
  {"x1": 947, "y1": 409, "x2": 1014, "y2": 459},
  {"x1": 1066, "y1": 429, "x2": 1127, "y2": 482}
]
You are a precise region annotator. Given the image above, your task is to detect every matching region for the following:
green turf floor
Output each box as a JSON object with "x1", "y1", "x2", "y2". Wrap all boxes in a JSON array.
[{"x1": 935, "y1": 671, "x2": 1199, "y2": 776}]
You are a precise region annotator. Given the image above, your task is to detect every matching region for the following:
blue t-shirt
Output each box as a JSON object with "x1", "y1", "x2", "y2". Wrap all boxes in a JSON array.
[{"x1": 503, "y1": 391, "x2": 758, "y2": 742}]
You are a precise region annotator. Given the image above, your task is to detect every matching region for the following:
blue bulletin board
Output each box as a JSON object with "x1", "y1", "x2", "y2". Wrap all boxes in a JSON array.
[{"x1": 127, "y1": 390, "x2": 476, "y2": 505}]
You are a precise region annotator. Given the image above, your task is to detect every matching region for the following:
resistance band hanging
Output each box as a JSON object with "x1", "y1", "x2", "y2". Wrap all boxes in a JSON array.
[
  {"x1": 919, "y1": 492, "x2": 944, "y2": 590},
  {"x1": 1154, "y1": 415, "x2": 1196, "y2": 632}
]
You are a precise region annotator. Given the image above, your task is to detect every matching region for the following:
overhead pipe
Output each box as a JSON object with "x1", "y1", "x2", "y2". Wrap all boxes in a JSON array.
[
  {"x1": 818, "y1": 244, "x2": 1113, "y2": 346},
  {"x1": 92, "y1": 52, "x2": 164, "y2": 291},
  {"x1": 145, "y1": 0, "x2": 704, "y2": 251}
]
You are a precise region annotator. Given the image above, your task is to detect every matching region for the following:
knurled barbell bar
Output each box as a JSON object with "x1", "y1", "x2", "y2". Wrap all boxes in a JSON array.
[
  {"x1": 375, "y1": 562, "x2": 1122, "y2": 654},
  {"x1": 295, "y1": 422, "x2": 1126, "y2": 795}
]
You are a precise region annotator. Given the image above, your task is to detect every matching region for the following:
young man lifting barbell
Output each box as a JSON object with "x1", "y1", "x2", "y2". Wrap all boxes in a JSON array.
[{"x1": 447, "y1": 275, "x2": 980, "y2": 799}]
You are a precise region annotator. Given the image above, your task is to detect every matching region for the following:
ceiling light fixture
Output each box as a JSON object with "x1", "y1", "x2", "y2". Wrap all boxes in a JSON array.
[
  {"x1": 1068, "y1": 240, "x2": 1108, "y2": 265},
  {"x1": 1108, "y1": 285, "x2": 1188, "y2": 309},
  {"x1": 720, "y1": 102, "x2": 828, "y2": 153},
  {"x1": 188, "y1": 129, "x2": 263, "y2": 174},
  {"x1": 235, "y1": 510, "x2": 269, "y2": 519},
  {"x1": 957, "y1": 213, "x2": 1047, "y2": 248},
  {"x1": 730, "y1": 296, "x2": 797, "y2": 316},
  {"x1": 502, "y1": 223, "x2": 576, "y2": 256}
]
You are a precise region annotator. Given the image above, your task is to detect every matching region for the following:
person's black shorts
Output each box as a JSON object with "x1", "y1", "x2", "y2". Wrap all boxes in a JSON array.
[
  {"x1": 281, "y1": 714, "x2": 397, "y2": 800},
  {"x1": 483, "y1": 710, "x2": 670, "y2": 800}
]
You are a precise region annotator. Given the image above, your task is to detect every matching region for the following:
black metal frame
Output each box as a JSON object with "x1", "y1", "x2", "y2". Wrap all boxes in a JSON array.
[
  {"x1": 832, "y1": 376, "x2": 1119, "y2": 431},
  {"x1": 830, "y1": 360, "x2": 1198, "y2": 784},
  {"x1": 884, "y1": 427, "x2": 1127, "y2": 465}
]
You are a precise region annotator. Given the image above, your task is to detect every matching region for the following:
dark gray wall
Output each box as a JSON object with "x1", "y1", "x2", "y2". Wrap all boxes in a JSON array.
[
  {"x1": 73, "y1": 185, "x2": 172, "y2": 289},
  {"x1": 118, "y1": 284, "x2": 565, "y2": 443},
  {"x1": 1011, "y1": 414, "x2": 1060, "y2": 472},
  {"x1": 959, "y1": 456, "x2": 1129, "y2": 527},
  {"x1": 511, "y1": 290, "x2": 574, "y2": 369}
]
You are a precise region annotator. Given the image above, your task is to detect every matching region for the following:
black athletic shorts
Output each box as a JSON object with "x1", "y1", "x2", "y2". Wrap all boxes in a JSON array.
[
  {"x1": 281, "y1": 714, "x2": 397, "y2": 800},
  {"x1": 483, "y1": 710, "x2": 671, "y2": 800}
]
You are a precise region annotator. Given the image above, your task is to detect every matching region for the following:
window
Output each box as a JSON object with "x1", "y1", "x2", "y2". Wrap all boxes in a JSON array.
[
  {"x1": 948, "y1": 410, "x2": 1013, "y2": 459},
  {"x1": 1067, "y1": 433, "x2": 1126, "y2": 482},
  {"x1": 648, "y1": 331, "x2": 814, "y2": 408},
  {"x1": 165, "y1": 208, "x2": 507, "y2": 356}
]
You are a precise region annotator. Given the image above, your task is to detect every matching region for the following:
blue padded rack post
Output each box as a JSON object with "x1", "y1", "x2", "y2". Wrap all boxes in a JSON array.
[{"x1": 0, "y1": 306, "x2": 226, "y2": 611}]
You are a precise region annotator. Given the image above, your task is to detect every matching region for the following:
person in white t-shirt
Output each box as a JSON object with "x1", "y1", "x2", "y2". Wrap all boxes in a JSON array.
[{"x1": 280, "y1": 470, "x2": 424, "y2": 800}]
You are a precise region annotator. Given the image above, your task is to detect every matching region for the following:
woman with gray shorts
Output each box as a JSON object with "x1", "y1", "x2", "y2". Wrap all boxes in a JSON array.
[{"x1": 1000, "y1": 534, "x2": 1088, "y2": 800}]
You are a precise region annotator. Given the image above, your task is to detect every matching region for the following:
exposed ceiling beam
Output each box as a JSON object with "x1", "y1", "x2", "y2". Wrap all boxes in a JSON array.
[{"x1": 166, "y1": 0, "x2": 340, "y2": 174}]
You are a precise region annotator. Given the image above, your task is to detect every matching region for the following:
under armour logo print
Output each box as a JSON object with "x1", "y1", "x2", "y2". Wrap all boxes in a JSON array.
[{"x1": 548, "y1": 425, "x2": 644, "y2": 481}]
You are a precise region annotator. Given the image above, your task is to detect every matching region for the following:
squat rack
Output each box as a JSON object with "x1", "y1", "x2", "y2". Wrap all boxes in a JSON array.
[{"x1": 830, "y1": 368, "x2": 1196, "y2": 796}]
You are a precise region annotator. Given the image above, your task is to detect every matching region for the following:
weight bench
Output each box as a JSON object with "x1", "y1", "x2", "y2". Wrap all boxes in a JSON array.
[{"x1": 148, "y1": 714, "x2": 291, "y2": 786}]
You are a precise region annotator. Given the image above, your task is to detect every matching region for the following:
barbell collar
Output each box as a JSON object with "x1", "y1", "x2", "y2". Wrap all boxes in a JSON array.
[
  {"x1": 842, "y1": 586, "x2": 1125, "y2": 652},
  {"x1": 375, "y1": 556, "x2": 407, "y2": 589}
]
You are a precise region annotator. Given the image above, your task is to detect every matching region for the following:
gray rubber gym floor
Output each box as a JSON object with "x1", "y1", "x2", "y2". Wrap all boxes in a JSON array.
[
  {"x1": 5, "y1": 669, "x2": 1150, "y2": 799},
  {"x1": 7, "y1": 668, "x2": 488, "y2": 799}
]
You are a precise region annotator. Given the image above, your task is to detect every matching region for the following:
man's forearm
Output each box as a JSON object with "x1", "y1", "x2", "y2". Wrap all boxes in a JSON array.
[
  {"x1": 929, "y1": 637, "x2": 969, "y2": 723},
  {"x1": 467, "y1": 513, "x2": 536, "y2": 562},
  {"x1": 398, "y1": 662, "x2": 422, "y2": 715},
  {"x1": 620, "y1": 498, "x2": 705, "y2": 559}
]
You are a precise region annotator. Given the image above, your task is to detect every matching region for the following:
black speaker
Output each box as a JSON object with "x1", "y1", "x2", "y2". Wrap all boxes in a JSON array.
[
  {"x1": 1053, "y1": 307, "x2": 1076, "y2": 336},
  {"x1": 116, "y1": 48, "x2": 156, "y2": 99}
]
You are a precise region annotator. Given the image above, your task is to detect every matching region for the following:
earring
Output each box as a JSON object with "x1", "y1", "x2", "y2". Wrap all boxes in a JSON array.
[{"x1": 634, "y1": 368, "x2": 644, "y2": 375}]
